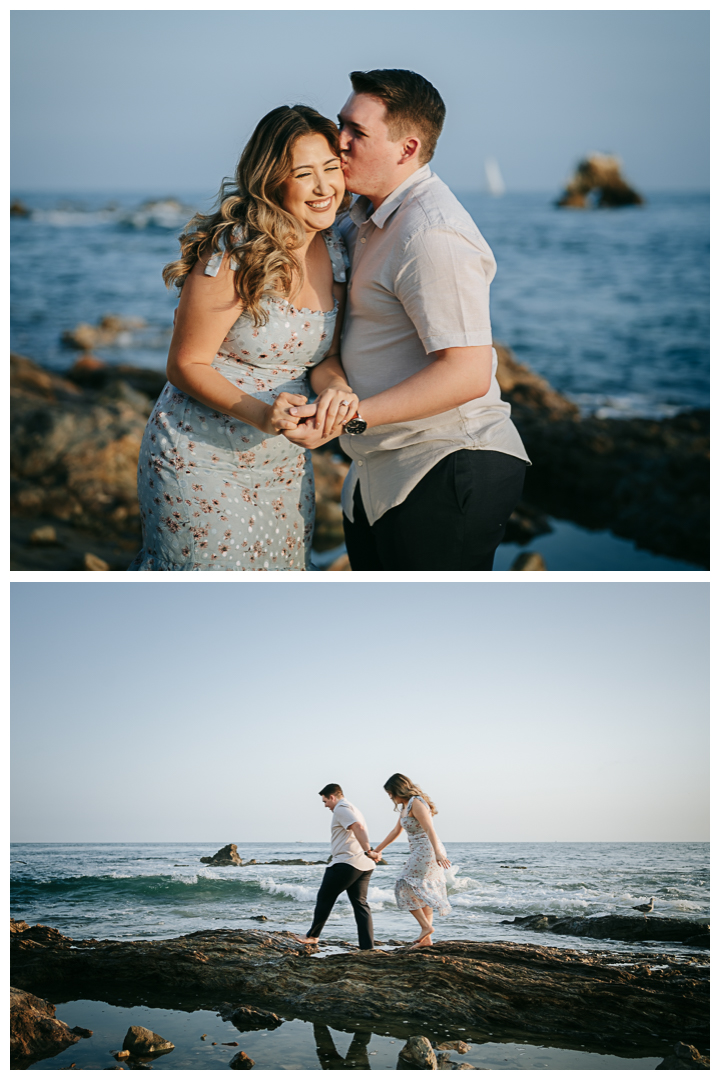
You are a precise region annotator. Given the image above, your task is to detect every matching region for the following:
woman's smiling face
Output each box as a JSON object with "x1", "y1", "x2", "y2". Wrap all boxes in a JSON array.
[{"x1": 279, "y1": 133, "x2": 345, "y2": 234}]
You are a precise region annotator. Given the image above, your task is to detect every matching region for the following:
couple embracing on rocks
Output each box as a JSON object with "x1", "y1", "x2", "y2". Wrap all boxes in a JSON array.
[{"x1": 297, "y1": 776, "x2": 451, "y2": 950}]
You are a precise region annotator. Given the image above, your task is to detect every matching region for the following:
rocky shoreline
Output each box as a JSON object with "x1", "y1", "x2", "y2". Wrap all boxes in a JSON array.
[
  {"x1": 11, "y1": 919, "x2": 709, "y2": 1064},
  {"x1": 10, "y1": 345, "x2": 709, "y2": 570}
]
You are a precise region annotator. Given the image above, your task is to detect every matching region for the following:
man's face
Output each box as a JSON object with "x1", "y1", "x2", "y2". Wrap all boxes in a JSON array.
[
  {"x1": 337, "y1": 93, "x2": 403, "y2": 199},
  {"x1": 321, "y1": 794, "x2": 340, "y2": 810}
]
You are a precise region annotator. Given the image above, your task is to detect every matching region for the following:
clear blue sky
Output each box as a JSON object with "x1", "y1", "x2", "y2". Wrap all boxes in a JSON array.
[
  {"x1": 11, "y1": 10, "x2": 709, "y2": 194},
  {"x1": 11, "y1": 582, "x2": 709, "y2": 844}
]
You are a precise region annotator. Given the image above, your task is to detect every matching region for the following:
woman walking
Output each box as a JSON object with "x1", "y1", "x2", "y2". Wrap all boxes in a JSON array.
[{"x1": 371, "y1": 773, "x2": 451, "y2": 946}]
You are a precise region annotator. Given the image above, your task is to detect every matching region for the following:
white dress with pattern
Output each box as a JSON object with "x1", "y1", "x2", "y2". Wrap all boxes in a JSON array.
[
  {"x1": 129, "y1": 227, "x2": 348, "y2": 571},
  {"x1": 395, "y1": 796, "x2": 451, "y2": 915}
]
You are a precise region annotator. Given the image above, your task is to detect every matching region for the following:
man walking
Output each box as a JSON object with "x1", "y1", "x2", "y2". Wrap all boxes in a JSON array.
[
  {"x1": 290, "y1": 69, "x2": 530, "y2": 570},
  {"x1": 299, "y1": 784, "x2": 378, "y2": 950}
]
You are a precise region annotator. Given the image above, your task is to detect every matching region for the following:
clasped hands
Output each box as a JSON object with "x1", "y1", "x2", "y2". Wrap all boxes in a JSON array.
[{"x1": 264, "y1": 386, "x2": 359, "y2": 447}]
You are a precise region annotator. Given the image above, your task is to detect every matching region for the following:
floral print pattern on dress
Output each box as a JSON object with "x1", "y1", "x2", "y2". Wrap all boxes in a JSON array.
[
  {"x1": 128, "y1": 228, "x2": 347, "y2": 571},
  {"x1": 395, "y1": 796, "x2": 451, "y2": 915}
]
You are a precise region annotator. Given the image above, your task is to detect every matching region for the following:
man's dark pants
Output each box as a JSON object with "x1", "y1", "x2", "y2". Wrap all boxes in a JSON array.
[
  {"x1": 343, "y1": 449, "x2": 527, "y2": 571},
  {"x1": 307, "y1": 863, "x2": 374, "y2": 949}
]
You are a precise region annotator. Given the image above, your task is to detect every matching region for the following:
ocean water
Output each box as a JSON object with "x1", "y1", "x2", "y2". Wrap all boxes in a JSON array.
[
  {"x1": 10, "y1": 190, "x2": 709, "y2": 420},
  {"x1": 11, "y1": 841, "x2": 708, "y2": 957}
]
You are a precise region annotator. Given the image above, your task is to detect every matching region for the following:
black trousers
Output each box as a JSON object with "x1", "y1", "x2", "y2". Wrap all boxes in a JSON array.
[
  {"x1": 343, "y1": 449, "x2": 527, "y2": 571},
  {"x1": 307, "y1": 863, "x2": 374, "y2": 949}
]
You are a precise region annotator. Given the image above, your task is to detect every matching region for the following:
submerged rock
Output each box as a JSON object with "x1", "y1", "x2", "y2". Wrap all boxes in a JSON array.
[
  {"x1": 398, "y1": 1035, "x2": 437, "y2": 1069},
  {"x1": 11, "y1": 922, "x2": 709, "y2": 1052},
  {"x1": 229, "y1": 1049, "x2": 255, "y2": 1069},
  {"x1": 122, "y1": 1025, "x2": 174, "y2": 1055},
  {"x1": 200, "y1": 844, "x2": 243, "y2": 866},
  {"x1": 10, "y1": 986, "x2": 86, "y2": 1066},
  {"x1": 218, "y1": 1004, "x2": 284, "y2": 1032},
  {"x1": 556, "y1": 154, "x2": 644, "y2": 208}
]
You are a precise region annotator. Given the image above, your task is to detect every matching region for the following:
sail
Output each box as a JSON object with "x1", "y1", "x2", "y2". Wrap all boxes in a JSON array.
[{"x1": 485, "y1": 157, "x2": 505, "y2": 197}]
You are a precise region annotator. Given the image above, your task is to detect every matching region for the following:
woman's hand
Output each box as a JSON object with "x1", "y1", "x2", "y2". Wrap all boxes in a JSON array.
[
  {"x1": 282, "y1": 411, "x2": 346, "y2": 450},
  {"x1": 435, "y1": 852, "x2": 451, "y2": 869},
  {"x1": 292, "y1": 387, "x2": 359, "y2": 439},
  {"x1": 262, "y1": 392, "x2": 308, "y2": 435}
]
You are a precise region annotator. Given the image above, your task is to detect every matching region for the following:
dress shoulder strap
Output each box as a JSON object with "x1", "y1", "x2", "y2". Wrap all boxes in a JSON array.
[
  {"x1": 204, "y1": 227, "x2": 244, "y2": 277},
  {"x1": 322, "y1": 227, "x2": 350, "y2": 283}
]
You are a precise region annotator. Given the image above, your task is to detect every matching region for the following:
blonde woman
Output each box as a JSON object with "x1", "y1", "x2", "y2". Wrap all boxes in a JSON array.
[
  {"x1": 129, "y1": 105, "x2": 358, "y2": 571},
  {"x1": 371, "y1": 773, "x2": 451, "y2": 946}
]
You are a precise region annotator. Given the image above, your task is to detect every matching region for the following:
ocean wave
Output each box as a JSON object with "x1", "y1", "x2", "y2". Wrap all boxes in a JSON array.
[
  {"x1": 10, "y1": 873, "x2": 271, "y2": 902},
  {"x1": 28, "y1": 199, "x2": 196, "y2": 232}
]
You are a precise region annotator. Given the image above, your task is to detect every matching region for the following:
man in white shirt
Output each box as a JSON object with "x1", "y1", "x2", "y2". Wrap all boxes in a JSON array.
[
  {"x1": 299, "y1": 784, "x2": 378, "y2": 950},
  {"x1": 287, "y1": 69, "x2": 529, "y2": 570}
]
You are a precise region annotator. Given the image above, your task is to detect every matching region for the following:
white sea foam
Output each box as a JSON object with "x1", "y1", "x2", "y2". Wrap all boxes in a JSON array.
[{"x1": 258, "y1": 878, "x2": 317, "y2": 903}]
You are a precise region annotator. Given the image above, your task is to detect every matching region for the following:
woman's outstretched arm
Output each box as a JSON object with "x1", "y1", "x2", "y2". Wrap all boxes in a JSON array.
[
  {"x1": 411, "y1": 800, "x2": 451, "y2": 868},
  {"x1": 372, "y1": 820, "x2": 403, "y2": 854},
  {"x1": 166, "y1": 254, "x2": 304, "y2": 435}
]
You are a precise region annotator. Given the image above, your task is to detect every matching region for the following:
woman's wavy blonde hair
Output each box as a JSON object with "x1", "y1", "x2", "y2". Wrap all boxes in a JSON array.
[
  {"x1": 163, "y1": 105, "x2": 349, "y2": 326},
  {"x1": 384, "y1": 773, "x2": 438, "y2": 816}
]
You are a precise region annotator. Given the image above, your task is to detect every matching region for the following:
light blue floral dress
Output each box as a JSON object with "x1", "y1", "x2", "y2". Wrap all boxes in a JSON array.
[
  {"x1": 129, "y1": 228, "x2": 348, "y2": 571},
  {"x1": 396, "y1": 796, "x2": 451, "y2": 915}
]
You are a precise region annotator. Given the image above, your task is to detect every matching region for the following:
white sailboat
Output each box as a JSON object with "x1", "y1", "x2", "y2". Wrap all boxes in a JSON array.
[{"x1": 484, "y1": 157, "x2": 506, "y2": 197}]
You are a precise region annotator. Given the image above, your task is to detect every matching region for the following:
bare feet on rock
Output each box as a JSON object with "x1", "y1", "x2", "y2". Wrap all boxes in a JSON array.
[{"x1": 295, "y1": 936, "x2": 319, "y2": 945}]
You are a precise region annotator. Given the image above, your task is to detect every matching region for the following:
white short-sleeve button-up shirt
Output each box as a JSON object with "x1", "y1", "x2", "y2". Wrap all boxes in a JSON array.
[{"x1": 337, "y1": 164, "x2": 529, "y2": 525}]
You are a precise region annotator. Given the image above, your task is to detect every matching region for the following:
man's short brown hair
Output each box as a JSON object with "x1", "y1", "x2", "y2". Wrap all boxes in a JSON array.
[
  {"x1": 349, "y1": 69, "x2": 446, "y2": 164},
  {"x1": 319, "y1": 784, "x2": 343, "y2": 798}
]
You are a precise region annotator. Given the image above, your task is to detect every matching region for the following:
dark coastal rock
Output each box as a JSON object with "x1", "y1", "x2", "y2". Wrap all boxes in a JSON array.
[
  {"x1": 556, "y1": 154, "x2": 644, "y2": 208},
  {"x1": 11, "y1": 199, "x2": 31, "y2": 217},
  {"x1": 122, "y1": 1025, "x2": 174, "y2": 1056},
  {"x1": 218, "y1": 1003, "x2": 283, "y2": 1031},
  {"x1": 503, "y1": 913, "x2": 710, "y2": 947},
  {"x1": 200, "y1": 844, "x2": 243, "y2": 866},
  {"x1": 10, "y1": 986, "x2": 86, "y2": 1066},
  {"x1": 10, "y1": 348, "x2": 709, "y2": 569},
  {"x1": 656, "y1": 1042, "x2": 710, "y2": 1069},
  {"x1": 10, "y1": 922, "x2": 709, "y2": 1052},
  {"x1": 494, "y1": 344, "x2": 709, "y2": 567},
  {"x1": 250, "y1": 915, "x2": 268, "y2": 922},
  {"x1": 229, "y1": 1050, "x2": 256, "y2": 1069},
  {"x1": 398, "y1": 1035, "x2": 437, "y2": 1069}
]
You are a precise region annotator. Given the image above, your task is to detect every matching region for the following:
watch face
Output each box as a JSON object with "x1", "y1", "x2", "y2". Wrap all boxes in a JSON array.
[{"x1": 344, "y1": 417, "x2": 367, "y2": 435}]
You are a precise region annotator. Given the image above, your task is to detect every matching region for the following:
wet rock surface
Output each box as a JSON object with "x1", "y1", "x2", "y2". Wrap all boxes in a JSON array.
[
  {"x1": 494, "y1": 344, "x2": 709, "y2": 567},
  {"x1": 10, "y1": 348, "x2": 708, "y2": 569},
  {"x1": 218, "y1": 1004, "x2": 284, "y2": 1032},
  {"x1": 503, "y1": 913, "x2": 710, "y2": 947},
  {"x1": 10, "y1": 922, "x2": 709, "y2": 1055},
  {"x1": 10, "y1": 986, "x2": 89, "y2": 1066},
  {"x1": 656, "y1": 1042, "x2": 710, "y2": 1069}
]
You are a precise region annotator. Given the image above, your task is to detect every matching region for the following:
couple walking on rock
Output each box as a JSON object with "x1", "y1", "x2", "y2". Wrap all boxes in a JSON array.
[{"x1": 298, "y1": 775, "x2": 451, "y2": 950}]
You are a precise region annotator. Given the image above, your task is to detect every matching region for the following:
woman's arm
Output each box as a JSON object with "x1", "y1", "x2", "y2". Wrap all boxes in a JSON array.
[
  {"x1": 305, "y1": 283, "x2": 359, "y2": 438},
  {"x1": 372, "y1": 820, "x2": 403, "y2": 854},
  {"x1": 411, "y1": 800, "x2": 451, "y2": 868},
  {"x1": 166, "y1": 254, "x2": 305, "y2": 435}
]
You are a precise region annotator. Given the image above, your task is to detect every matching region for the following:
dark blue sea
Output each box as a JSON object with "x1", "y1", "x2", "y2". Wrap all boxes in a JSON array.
[{"x1": 10, "y1": 190, "x2": 709, "y2": 571}]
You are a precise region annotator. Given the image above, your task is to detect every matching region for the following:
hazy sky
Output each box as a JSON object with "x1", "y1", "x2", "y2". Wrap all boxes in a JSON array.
[
  {"x1": 11, "y1": 10, "x2": 709, "y2": 193},
  {"x1": 11, "y1": 582, "x2": 708, "y2": 845}
]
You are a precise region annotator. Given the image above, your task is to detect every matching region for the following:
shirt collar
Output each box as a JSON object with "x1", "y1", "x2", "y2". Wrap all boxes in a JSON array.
[{"x1": 348, "y1": 164, "x2": 432, "y2": 230}]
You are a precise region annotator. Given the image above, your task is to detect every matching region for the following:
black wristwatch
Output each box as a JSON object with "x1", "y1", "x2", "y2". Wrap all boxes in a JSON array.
[{"x1": 344, "y1": 412, "x2": 368, "y2": 435}]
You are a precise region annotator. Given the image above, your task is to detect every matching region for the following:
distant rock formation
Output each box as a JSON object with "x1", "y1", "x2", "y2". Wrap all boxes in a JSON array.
[
  {"x1": 200, "y1": 844, "x2": 243, "y2": 866},
  {"x1": 556, "y1": 154, "x2": 644, "y2": 208},
  {"x1": 11, "y1": 199, "x2": 31, "y2": 217}
]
